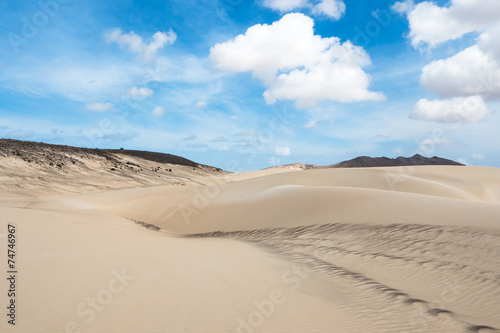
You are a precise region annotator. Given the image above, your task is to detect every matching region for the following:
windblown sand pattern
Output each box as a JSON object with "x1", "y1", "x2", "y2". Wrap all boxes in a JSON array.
[
  {"x1": 1, "y1": 163, "x2": 499, "y2": 332},
  {"x1": 188, "y1": 223, "x2": 500, "y2": 332}
]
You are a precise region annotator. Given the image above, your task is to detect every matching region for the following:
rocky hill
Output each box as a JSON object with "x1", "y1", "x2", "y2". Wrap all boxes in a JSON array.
[{"x1": 0, "y1": 139, "x2": 224, "y2": 198}]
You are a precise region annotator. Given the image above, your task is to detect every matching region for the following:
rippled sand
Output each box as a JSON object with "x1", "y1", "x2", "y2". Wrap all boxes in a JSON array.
[{"x1": 1, "y1": 166, "x2": 499, "y2": 332}]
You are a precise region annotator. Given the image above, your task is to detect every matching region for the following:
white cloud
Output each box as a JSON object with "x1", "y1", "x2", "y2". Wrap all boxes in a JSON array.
[
  {"x1": 304, "y1": 120, "x2": 317, "y2": 128},
  {"x1": 312, "y1": 0, "x2": 346, "y2": 20},
  {"x1": 410, "y1": 96, "x2": 488, "y2": 123},
  {"x1": 275, "y1": 146, "x2": 291, "y2": 156},
  {"x1": 262, "y1": 0, "x2": 345, "y2": 20},
  {"x1": 104, "y1": 29, "x2": 176, "y2": 63},
  {"x1": 472, "y1": 152, "x2": 485, "y2": 159},
  {"x1": 268, "y1": 157, "x2": 281, "y2": 165},
  {"x1": 403, "y1": 0, "x2": 500, "y2": 48},
  {"x1": 400, "y1": 1, "x2": 500, "y2": 122},
  {"x1": 391, "y1": 0, "x2": 414, "y2": 15},
  {"x1": 210, "y1": 13, "x2": 384, "y2": 108},
  {"x1": 261, "y1": 0, "x2": 309, "y2": 12},
  {"x1": 85, "y1": 102, "x2": 113, "y2": 112},
  {"x1": 128, "y1": 86, "x2": 154, "y2": 98},
  {"x1": 479, "y1": 22, "x2": 500, "y2": 60},
  {"x1": 151, "y1": 106, "x2": 164, "y2": 118},
  {"x1": 420, "y1": 45, "x2": 500, "y2": 99},
  {"x1": 195, "y1": 101, "x2": 207, "y2": 108}
]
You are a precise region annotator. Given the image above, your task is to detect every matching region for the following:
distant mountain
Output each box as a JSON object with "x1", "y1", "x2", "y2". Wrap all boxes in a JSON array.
[
  {"x1": 267, "y1": 154, "x2": 464, "y2": 170},
  {"x1": 326, "y1": 154, "x2": 464, "y2": 168}
]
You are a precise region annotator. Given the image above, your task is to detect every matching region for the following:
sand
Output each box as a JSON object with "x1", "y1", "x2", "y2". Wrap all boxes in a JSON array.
[{"x1": 1, "y1": 164, "x2": 499, "y2": 332}]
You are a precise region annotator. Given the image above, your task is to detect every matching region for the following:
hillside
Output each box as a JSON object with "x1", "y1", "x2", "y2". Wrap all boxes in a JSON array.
[{"x1": 0, "y1": 139, "x2": 224, "y2": 198}]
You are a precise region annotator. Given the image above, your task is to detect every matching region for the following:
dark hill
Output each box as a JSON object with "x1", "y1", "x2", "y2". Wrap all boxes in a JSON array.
[
  {"x1": 0, "y1": 139, "x2": 204, "y2": 168},
  {"x1": 328, "y1": 154, "x2": 464, "y2": 168}
]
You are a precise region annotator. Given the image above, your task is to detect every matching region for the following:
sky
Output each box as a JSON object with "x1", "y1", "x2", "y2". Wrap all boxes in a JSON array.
[{"x1": 0, "y1": 0, "x2": 499, "y2": 171}]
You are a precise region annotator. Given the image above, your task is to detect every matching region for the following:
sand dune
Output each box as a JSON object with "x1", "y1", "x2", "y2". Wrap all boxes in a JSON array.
[
  {"x1": 72, "y1": 166, "x2": 500, "y2": 233},
  {"x1": 1, "y1": 165, "x2": 499, "y2": 332}
]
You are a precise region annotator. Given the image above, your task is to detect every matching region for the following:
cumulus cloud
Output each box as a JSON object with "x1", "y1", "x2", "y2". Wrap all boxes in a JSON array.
[
  {"x1": 399, "y1": 0, "x2": 500, "y2": 122},
  {"x1": 104, "y1": 29, "x2": 176, "y2": 62},
  {"x1": 210, "y1": 13, "x2": 384, "y2": 108},
  {"x1": 275, "y1": 146, "x2": 291, "y2": 156},
  {"x1": 128, "y1": 86, "x2": 154, "y2": 98},
  {"x1": 262, "y1": 0, "x2": 309, "y2": 11},
  {"x1": 391, "y1": 0, "x2": 414, "y2": 15},
  {"x1": 479, "y1": 23, "x2": 500, "y2": 60},
  {"x1": 151, "y1": 106, "x2": 164, "y2": 118},
  {"x1": 402, "y1": 0, "x2": 500, "y2": 48},
  {"x1": 312, "y1": 0, "x2": 346, "y2": 20},
  {"x1": 420, "y1": 45, "x2": 500, "y2": 99},
  {"x1": 410, "y1": 96, "x2": 488, "y2": 123},
  {"x1": 86, "y1": 102, "x2": 113, "y2": 112},
  {"x1": 262, "y1": 0, "x2": 345, "y2": 20}
]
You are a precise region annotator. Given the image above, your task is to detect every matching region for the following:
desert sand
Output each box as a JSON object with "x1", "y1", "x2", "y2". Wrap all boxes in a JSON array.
[{"x1": 1, "y1": 157, "x2": 500, "y2": 332}]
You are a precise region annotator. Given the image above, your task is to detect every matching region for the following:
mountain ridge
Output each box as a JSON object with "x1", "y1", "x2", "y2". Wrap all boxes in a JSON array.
[{"x1": 268, "y1": 154, "x2": 464, "y2": 170}]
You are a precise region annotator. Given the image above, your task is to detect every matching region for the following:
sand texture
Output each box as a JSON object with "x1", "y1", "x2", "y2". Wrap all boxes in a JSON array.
[{"x1": 1, "y1": 163, "x2": 499, "y2": 332}]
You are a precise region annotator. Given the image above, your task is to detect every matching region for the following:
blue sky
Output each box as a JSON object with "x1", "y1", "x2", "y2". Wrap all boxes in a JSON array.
[{"x1": 1, "y1": 0, "x2": 499, "y2": 171}]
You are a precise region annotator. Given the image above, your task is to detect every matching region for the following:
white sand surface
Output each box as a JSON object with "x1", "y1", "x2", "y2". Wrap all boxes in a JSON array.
[{"x1": 1, "y1": 165, "x2": 499, "y2": 332}]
